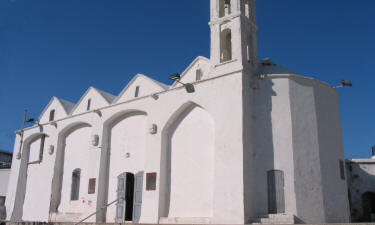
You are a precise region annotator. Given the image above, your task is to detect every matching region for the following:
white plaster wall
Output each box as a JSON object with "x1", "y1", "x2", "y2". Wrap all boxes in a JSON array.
[
  {"x1": 5, "y1": 135, "x2": 21, "y2": 221},
  {"x1": 241, "y1": 74, "x2": 256, "y2": 223},
  {"x1": 289, "y1": 78, "x2": 326, "y2": 224},
  {"x1": 27, "y1": 138, "x2": 41, "y2": 163},
  {"x1": 314, "y1": 83, "x2": 350, "y2": 223},
  {"x1": 168, "y1": 106, "x2": 214, "y2": 218},
  {"x1": 271, "y1": 79, "x2": 297, "y2": 216},
  {"x1": 253, "y1": 77, "x2": 296, "y2": 216},
  {"x1": 22, "y1": 136, "x2": 54, "y2": 222},
  {"x1": 105, "y1": 114, "x2": 146, "y2": 222},
  {"x1": 0, "y1": 169, "x2": 10, "y2": 197},
  {"x1": 7, "y1": 71, "x2": 248, "y2": 224}
]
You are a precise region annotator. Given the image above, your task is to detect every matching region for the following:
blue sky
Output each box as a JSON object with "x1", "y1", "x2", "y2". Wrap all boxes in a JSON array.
[{"x1": 0, "y1": 0, "x2": 374, "y2": 158}]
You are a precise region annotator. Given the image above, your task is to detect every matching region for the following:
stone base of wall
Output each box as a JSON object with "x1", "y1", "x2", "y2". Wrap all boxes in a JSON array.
[{"x1": 5, "y1": 223, "x2": 375, "y2": 225}]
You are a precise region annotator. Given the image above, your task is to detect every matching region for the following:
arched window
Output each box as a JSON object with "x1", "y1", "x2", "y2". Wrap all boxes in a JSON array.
[
  {"x1": 219, "y1": 0, "x2": 231, "y2": 18},
  {"x1": 245, "y1": 0, "x2": 250, "y2": 19},
  {"x1": 71, "y1": 169, "x2": 81, "y2": 201},
  {"x1": 220, "y1": 29, "x2": 232, "y2": 63},
  {"x1": 49, "y1": 110, "x2": 55, "y2": 122}
]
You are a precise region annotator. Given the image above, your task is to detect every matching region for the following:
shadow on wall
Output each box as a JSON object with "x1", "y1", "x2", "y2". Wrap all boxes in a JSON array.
[
  {"x1": 347, "y1": 164, "x2": 375, "y2": 222},
  {"x1": 252, "y1": 78, "x2": 277, "y2": 216},
  {"x1": 0, "y1": 205, "x2": 6, "y2": 221}
]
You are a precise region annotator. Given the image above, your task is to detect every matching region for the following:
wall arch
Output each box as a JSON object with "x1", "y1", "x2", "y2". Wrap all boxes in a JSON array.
[
  {"x1": 49, "y1": 122, "x2": 92, "y2": 214},
  {"x1": 11, "y1": 132, "x2": 49, "y2": 221},
  {"x1": 159, "y1": 102, "x2": 215, "y2": 219},
  {"x1": 96, "y1": 110, "x2": 147, "y2": 222}
]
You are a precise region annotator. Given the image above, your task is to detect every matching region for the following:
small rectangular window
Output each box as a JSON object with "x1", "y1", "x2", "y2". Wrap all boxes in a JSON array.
[
  {"x1": 196, "y1": 69, "x2": 202, "y2": 81},
  {"x1": 339, "y1": 160, "x2": 345, "y2": 180},
  {"x1": 88, "y1": 178, "x2": 96, "y2": 194},
  {"x1": 146, "y1": 172, "x2": 157, "y2": 191},
  {"x1": 135, "y1": 86, "x2": 140, "y2": 97},
  {"x1": 0, "y1": 196, "x2": 5, "y2": 206},
  {"x1": 87, "y1": 99, "x2": 91, "y2": 111},
  {"x1": 49, "y1": 110, "x2": 55, "y2": 122}
]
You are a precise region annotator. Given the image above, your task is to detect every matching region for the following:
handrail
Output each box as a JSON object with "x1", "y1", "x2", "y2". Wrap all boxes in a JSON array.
[{"x1": 74, "y1": 197, "x2": 124, "y2": 225}]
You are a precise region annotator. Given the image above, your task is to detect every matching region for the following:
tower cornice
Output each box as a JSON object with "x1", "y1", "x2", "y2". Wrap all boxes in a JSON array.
[
  {"x1": 209, "y1": 13, "x2": 258, "y2": 31},
  {"x1": 209, "y1": 12, "x2": 241, "y2": 26}
]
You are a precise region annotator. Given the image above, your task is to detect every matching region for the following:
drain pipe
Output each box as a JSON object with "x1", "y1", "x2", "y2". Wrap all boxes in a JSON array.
[{"x1": 16, "y1": 110, "x2": 27, "y2": 160}]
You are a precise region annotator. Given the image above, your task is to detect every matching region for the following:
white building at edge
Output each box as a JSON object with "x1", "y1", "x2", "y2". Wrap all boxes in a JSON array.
[{"x1": 5, "y1": 0, "x2": 350, "y2": 224}]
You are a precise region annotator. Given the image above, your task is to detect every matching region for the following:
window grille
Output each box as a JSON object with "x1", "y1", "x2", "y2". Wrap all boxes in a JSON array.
[
  {"x1": 88, "y1": 178, "x2": 96, "y2": 194},
  {"x1": 146, "y1": 173, "x2": 157, "y2": 191}
]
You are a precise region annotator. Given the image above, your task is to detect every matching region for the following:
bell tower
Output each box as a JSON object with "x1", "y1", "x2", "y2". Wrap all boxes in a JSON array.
[{"x1": 209, "y1": 0, "x2": 258, "y2": 74}]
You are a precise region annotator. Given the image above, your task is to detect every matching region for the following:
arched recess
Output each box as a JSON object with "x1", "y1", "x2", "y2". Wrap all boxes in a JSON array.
[
  {"x1": 220, "y1": 28, "x2": 232, "y2": 63},
  {"x1": 49, "y1": 122, "x2": 92, "y2": 214},
  {"x1": 159, "y1": 102, "x2": 215, "y2": 220},
  {"x1": 11, "y1": 132, "x2": 49, "y2": 222},
  {"x1": 96, "y1": 110, "x2": 147, "y2": 223}
]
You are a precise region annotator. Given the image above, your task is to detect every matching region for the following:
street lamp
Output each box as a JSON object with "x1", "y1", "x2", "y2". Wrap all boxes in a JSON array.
[
  {"x1": 169, "y1": 73, "x2": 195, "y2": 93},
  {"x1": 16, "y1": 110, "x2": 35, "y2": 160},
  {"x1": 334, "y1": 80, "x2": 353, "y2": 89}
]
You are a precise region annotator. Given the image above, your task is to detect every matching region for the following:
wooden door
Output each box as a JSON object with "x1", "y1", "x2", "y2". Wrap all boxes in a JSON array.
[
  {"x1": 115, "y1": 173, "x2": 127, "y2": 222},
  {"x1": 133, "y1": 172, "x2": 144, "y2": 223},
  {"x1": 268, "y1": 170, "x2": 285, "y2": 214}
]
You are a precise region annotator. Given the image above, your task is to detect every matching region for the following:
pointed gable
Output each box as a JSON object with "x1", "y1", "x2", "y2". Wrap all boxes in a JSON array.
[
  {"x1": 114, "y1": 74, "x2": 168, "y2": 104},
  {"x1": 171, "y1": 56, "x2": 212, "y2": 88},
  {"x1": 70, "y1": 87, "x2": 116, "y2": 115},
  {"x1": 39, "y1": 97, "x2": 75, "y2": 124}
]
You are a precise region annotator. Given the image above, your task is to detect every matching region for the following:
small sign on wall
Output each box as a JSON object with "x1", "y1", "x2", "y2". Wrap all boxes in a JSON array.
[
  {"x1": 146, "y1": 173, "x2": 157, "y2": 191},
  {"x1": 88, "y1": 178, "x2": 96, "y2": 194}
]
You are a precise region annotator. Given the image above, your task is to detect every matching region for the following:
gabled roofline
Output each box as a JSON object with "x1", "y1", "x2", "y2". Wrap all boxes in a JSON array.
[
  {"x1": 93, "y1": 87, "x2": 116, "y2": 104},
  {"x1": 38, "y1": 96, "x2": 74, "y2": 122},
  {"x1": 58, "y1": 98, "x2": 75, "y2": 115},
  {"x1": 170, "y1": 56, "x2": 211, "y2": 88},
  {"x1": 113, "y1": 73, "x2": 169, "y2": 104},
  {"x1": 69, "y1": 87, "x2": 115, "y2": 115}
]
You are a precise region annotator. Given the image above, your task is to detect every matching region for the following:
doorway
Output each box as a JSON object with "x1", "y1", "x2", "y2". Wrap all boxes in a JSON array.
[
  {"x1": 267, "y1": 170, "x2": 285, "y2": 214},
  {"x1": 115, "y1": 172, "x2": 143, "y2": 223},
  {"x1": 116, "y1": 173, "x2": 135, "y2": 222},
  {"x1": 362, "y1": 192, "x2": 375, "y2": 222}
]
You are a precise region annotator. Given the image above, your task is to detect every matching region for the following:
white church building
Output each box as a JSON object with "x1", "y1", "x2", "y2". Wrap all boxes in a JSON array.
[{"x1": 5, "y1": 0, "x2": 350, "y2": 224}]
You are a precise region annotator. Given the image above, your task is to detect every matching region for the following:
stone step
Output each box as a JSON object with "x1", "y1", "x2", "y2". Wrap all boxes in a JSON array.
[{"x1": 252, "y1": 214, "x2": 295, "y2": 224}]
